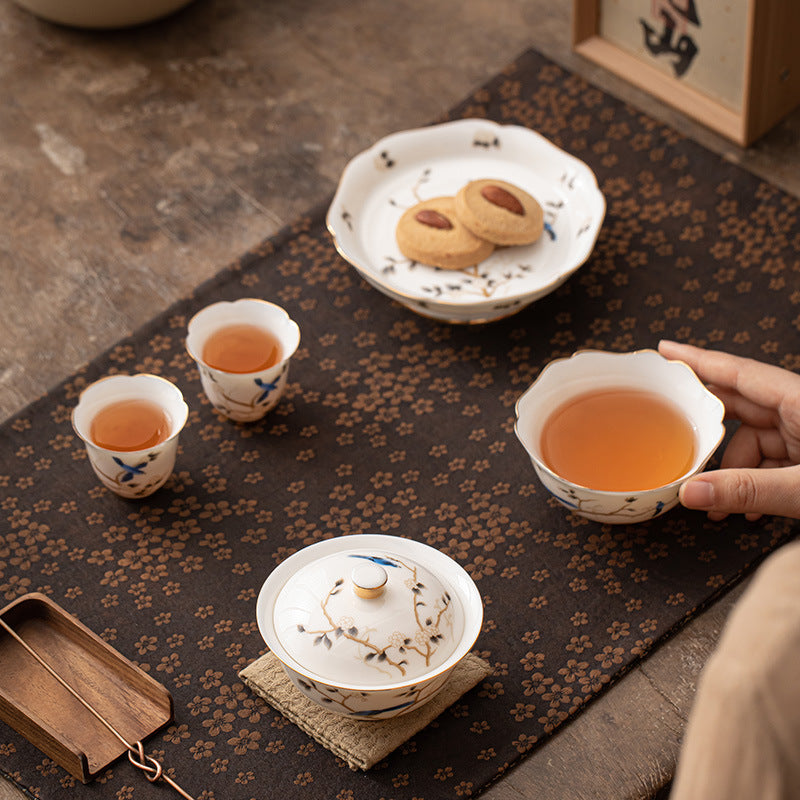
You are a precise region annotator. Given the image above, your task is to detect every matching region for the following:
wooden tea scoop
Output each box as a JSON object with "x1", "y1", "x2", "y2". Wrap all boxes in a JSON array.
[{"x1": 0, "y1": 615, "x2": 196, "y2": 799}]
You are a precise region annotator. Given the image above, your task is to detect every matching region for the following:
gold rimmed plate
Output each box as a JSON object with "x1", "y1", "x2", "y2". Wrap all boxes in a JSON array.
[{"x1": 326, "y1": 119, "x2": 606, "y2": 324}]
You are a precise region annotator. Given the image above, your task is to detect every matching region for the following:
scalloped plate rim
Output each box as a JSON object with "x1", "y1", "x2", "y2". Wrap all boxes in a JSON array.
[{"x1": 326, "y1": 119, "x2": 606, "y2": 322}]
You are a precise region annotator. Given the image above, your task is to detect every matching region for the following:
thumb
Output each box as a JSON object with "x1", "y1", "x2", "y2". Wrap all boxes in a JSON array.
[{"x1": 679, "y1": 466, "x2": 800, "y2": 520}]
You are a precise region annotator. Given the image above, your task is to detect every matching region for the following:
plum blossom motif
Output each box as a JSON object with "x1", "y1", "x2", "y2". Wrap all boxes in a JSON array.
[{"x1": 295, "y1": 553, "x2": 452, "y2": 678}]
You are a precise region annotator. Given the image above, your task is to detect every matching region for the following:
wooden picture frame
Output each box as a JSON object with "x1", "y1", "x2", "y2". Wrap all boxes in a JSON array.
[{"x1": 572, "y1": 0, "x2": 800, "y2": 146}]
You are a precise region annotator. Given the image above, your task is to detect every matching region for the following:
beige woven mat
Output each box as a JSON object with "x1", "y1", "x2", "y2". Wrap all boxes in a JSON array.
[{"x1": 239, "y1": 652, "x2": 492, "y2": 770}]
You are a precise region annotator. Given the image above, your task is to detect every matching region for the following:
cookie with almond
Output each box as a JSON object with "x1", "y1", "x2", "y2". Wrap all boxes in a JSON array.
[
  {"x1": 396, "y1": 196, "x2": 495, "y2": 270},
  {"x1": 455, "y1": 179, "x2": 543, "y2": 246}
]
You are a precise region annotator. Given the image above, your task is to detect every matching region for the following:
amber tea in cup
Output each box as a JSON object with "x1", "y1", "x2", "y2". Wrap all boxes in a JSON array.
[
  {"x1": 90, "y1": 398, "x2": 171, "y2": 451},
  {"x1": 201, "y1": 323, "x2": 282, "y2": 374},
  {"x1": 72, "y1": 374, "x2": 189, "y2": 499},
  {"x1": 186, "y1": 298, "x2": 300, "y2": 423},
  {"x1": 515, "y1": 350, "x2": 726, "y2": 523},
  {"x1": 541, "y1": 387, "x2": 696, "y2": 492}
]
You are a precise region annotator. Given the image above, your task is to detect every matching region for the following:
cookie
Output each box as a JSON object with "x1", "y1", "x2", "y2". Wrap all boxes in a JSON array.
[
  {"x1": 396, "y1": 196, "x2": 495, "y2": 270},
  {"x1": 454, "y1": 179, "x2": 543, "y2": 246}
]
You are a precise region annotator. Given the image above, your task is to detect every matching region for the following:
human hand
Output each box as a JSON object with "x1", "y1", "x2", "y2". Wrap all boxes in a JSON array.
[{"x1": 658, "y1": 339, "x2": 800, "y2": 520}]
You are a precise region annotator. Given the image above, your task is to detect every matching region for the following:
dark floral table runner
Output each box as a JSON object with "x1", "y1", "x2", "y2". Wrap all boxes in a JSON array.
[{"x1": 1, "y1": 47, "x2": 798, "y2": 800}]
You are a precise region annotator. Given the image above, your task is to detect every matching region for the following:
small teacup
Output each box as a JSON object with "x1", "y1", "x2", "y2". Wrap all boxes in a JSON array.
[
  {"x1": 185, "y1": 298, "x2": 300, "y2": 423},
  {"x1": 71, "y1": 374, "x2": 189, "y2": 499}
]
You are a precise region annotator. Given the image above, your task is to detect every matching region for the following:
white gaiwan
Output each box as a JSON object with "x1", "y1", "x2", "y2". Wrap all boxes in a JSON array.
[{"x1": 256, "y1": 534, "x2": 483, "y2": 720}]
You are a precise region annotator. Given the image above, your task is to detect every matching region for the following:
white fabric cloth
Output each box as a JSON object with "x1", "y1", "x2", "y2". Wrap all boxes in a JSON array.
[{"x1": 671, "y1": 538, "x2": 800, "y2": 800}]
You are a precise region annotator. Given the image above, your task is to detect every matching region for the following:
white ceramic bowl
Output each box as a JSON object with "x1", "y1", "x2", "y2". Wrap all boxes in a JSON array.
[
  {"x1": 326, "y1": 119, "x2": 605, "y2": 324},
  {"x1": 11, "y1": 0, "x2": 195, "y2": 28},
  {"x1": 514, "y1": 350, "x2": 726, "y2": 523},
  {"x1": 256, "y1": 534, "x2": 483, "y2": 720}
]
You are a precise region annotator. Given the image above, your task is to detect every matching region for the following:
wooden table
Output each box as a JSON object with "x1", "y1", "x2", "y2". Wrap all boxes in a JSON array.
[{"x1": 1, "y1": 1, "x2": 798, "y2": 798}]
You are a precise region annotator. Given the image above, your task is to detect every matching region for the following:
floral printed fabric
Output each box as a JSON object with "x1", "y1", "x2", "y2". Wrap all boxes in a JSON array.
[{"x1": 1, "y1": 47, "x2": 798, "y2": 800}]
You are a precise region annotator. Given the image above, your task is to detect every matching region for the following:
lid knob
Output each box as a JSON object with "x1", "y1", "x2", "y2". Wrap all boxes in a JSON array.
[{"x1": 352, "y1": 563, "x2": 387, "y2": 599}]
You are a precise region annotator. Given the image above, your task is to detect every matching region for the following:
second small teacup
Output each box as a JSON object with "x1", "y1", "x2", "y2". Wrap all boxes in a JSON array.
[
  {"x1": 71, "y1": 373, "x2": 189, "y2": 499},
  {"x1": 186, "y1": 298, "x2": 300, "y2": 423}
]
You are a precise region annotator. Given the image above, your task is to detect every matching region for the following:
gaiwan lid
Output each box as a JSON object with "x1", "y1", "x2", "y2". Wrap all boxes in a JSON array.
[{"x1": 270, "y1": 545, "x2": 465, "y2": 686}]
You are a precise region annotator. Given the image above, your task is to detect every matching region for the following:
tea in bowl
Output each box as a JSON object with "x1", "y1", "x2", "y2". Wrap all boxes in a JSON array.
[
  {"x1": 71, "y1": 374, "x2": 189, "y2": 499},
  {"x1": 186, "y1": 299, "x2": 300, "y2": 423},
  {"x1": 514, "y1": 349, "x2": 725, "y2": 523}
]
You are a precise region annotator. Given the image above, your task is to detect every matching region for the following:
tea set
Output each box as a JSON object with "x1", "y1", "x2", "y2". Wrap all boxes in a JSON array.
[{"x1": 67, "y1": 120, "x2": 727, "y2": 720}]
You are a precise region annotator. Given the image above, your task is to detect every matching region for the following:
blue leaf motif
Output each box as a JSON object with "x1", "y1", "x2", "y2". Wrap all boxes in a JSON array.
[
  {"x1": 348, "y1": 554, "x2": 400, "y2": 568},
  {"x1": 113, "y1": 457, "x2": 148, "y2": 482},
  {"x1": 254, "y1": 377, "x2": 279, "y2": 404}
]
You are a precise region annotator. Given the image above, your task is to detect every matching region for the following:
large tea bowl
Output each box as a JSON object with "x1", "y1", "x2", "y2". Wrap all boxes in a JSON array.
[
  {"x1": 514, "y1": 349, "x2": 726, "y2": 524},
  {"x1": 256, "y1": 534, "x2": 483, "y2": 720}
]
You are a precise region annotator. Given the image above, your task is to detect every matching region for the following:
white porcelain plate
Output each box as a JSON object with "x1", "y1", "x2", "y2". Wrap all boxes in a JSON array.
[{"x1": 326, "y1": 119, "x2": 606, "y2": 324}]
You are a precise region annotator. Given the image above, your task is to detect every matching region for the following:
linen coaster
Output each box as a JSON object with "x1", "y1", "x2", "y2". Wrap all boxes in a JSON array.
[{"x1": 239, "y1": 651, "x2": 492, "y2": 770}]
